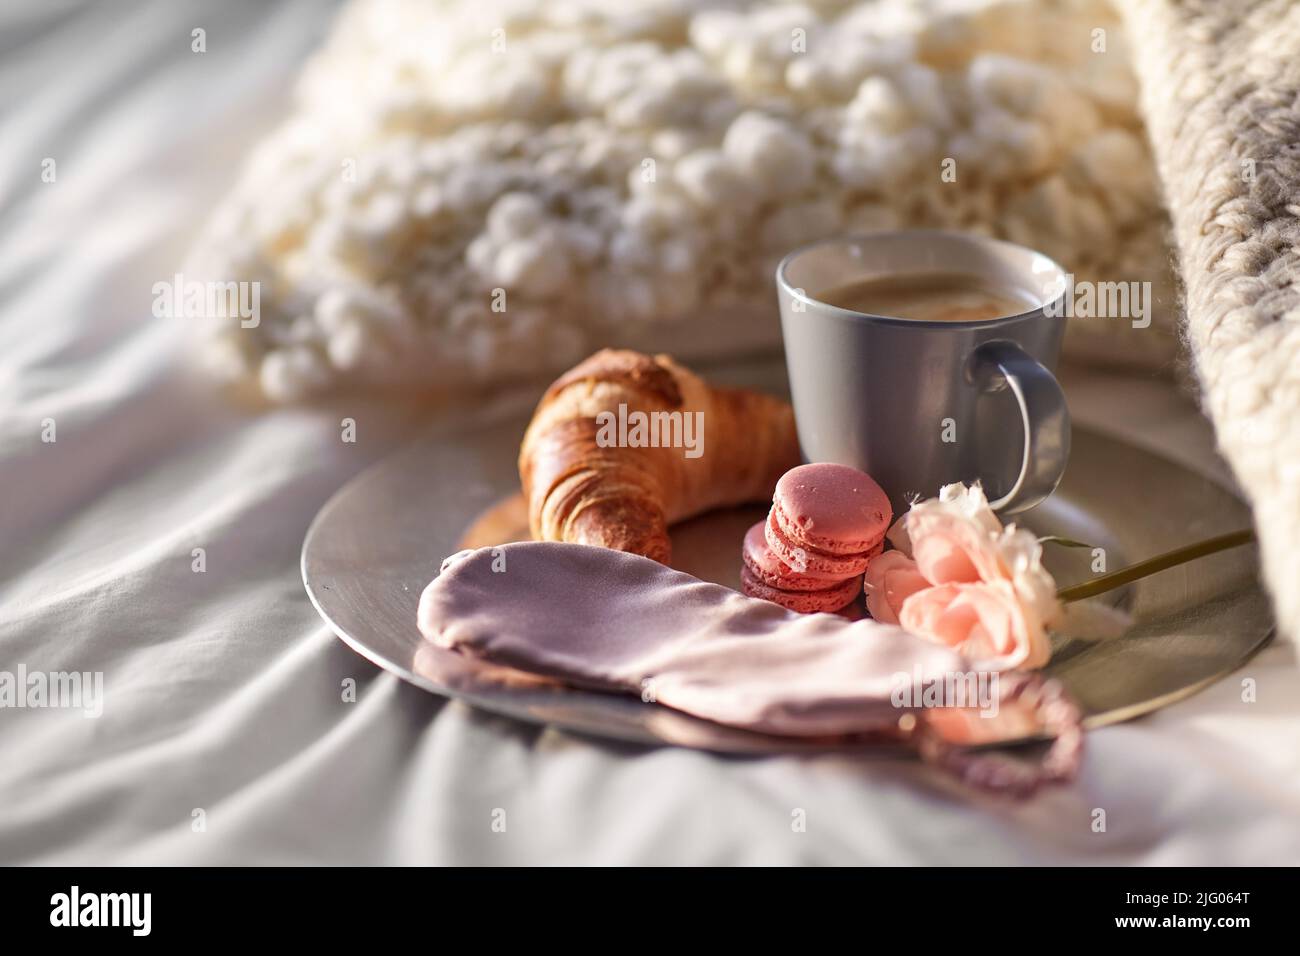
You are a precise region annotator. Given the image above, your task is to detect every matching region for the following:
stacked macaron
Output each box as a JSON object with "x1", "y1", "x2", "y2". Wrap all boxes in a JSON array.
[{"x1": 740, "y1": 462, "x2": 892, "y2": 614}]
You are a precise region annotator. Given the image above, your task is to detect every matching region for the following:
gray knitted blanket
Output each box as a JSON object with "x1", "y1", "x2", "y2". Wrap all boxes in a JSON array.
[{"x1": 1123, "y1": 0, "x2": 1300, "y2": 643}]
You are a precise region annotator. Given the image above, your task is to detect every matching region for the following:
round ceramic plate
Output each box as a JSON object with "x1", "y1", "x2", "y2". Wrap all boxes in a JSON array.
[{"x1": 302, "y1": 364, "x2": 1273, "y2": 753}]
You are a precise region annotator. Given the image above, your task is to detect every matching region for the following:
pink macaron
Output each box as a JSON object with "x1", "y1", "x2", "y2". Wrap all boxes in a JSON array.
[
  {"x1": 740, "y1": 566, "x2": 862, "y2": 614},
  {"x1": 741, "y1": 521, "x2": 845, "y2": 591},
  {"x1": 764, "y1": 508, "x2": 884, "y2": 577},
  {"x1": 769, "y1": 462, "x2": 892, "y2": 556}
]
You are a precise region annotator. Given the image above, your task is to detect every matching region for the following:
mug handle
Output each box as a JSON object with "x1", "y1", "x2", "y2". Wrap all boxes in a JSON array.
[{"x1": 971, "y1": 340, "x2": 1070, "y2": 514}]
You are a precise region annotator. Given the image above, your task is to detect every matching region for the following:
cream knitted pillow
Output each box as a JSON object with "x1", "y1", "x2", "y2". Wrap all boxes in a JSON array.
[{"x1": 187, "y1": 0, "x2": 1178, "y2": 401}]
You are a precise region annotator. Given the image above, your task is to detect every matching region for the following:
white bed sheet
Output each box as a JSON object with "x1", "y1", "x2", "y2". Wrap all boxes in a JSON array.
[{"x1": 1, "y1": 0, "x2": 1298, "y2": 865}]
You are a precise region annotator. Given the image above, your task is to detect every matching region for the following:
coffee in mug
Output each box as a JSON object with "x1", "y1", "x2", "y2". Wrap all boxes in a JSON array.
[
  {"x1": 775, "y1": 231, "x2": 1071, "y2": 515},
  {"x1": 815, "y1": 272, "x2": 1039, "y2": 324}
]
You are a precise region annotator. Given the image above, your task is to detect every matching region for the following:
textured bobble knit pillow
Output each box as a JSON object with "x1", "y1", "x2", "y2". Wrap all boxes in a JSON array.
[{"x1": 186, "y1": 0, "x2": 1177, "y2": 402}]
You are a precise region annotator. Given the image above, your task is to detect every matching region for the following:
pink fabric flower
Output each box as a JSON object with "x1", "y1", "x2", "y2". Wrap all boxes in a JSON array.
[
  {"x1": 899, "y1": 581, "x2": 1052, "y2": 671},
  {"x1": 890, "y1": 481, "x2": 1004, "y2": 583},
  {"x1": 867, "y1": 483, "x2": 1061, "y2": 671},
  {"x1": 863, "y1": 550, "x2": 929, "y2": 625}
]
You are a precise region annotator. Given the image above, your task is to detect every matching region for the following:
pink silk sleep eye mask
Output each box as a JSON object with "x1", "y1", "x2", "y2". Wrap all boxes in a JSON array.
[{"x1": 418, "y1": 542, "x2": 1082, "y2": 795}]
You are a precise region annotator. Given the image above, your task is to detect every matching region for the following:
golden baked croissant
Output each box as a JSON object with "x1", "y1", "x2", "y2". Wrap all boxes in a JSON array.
[{"x1": 519, "y1": 349, "x2": 800, "y2": 563}]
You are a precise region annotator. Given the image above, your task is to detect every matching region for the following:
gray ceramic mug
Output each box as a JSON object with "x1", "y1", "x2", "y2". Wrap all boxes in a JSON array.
[{"x1": 775, "y1": 230, "x2": 1070, "y2": 516}]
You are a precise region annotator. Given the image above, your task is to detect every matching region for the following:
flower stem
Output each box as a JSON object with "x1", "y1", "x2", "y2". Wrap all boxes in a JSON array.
[{"x1": 1055, "y1": 528, "x2": 1255, "y2": 603}]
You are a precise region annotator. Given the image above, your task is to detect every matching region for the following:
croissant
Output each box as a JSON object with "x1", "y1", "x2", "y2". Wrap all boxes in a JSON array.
[{"x1": 519, "y1": 349, "x2": 801, "y2": 563}]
